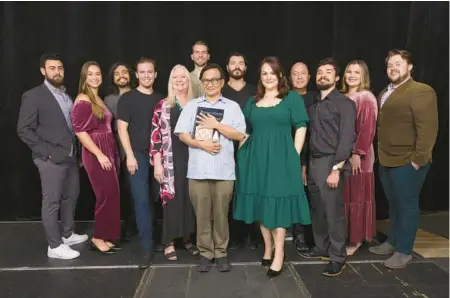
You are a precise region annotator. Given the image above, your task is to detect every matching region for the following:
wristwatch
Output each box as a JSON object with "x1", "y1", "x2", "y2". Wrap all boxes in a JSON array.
[{"x1": 332, "y1": 165, "x2": 340, "y2": 172}]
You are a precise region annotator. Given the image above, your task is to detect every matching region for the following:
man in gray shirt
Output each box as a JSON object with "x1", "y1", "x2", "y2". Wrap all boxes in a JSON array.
[{"x1": 104, "y1": 62, "x2": 136, "y2": 241}]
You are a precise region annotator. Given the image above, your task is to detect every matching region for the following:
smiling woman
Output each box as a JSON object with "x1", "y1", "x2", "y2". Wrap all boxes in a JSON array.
[{"x1": 72, "y1": 61, "x2": 121, "y2": 255}]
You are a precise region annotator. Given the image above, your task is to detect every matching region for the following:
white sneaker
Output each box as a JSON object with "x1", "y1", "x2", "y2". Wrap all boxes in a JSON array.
[
  {"x1": 62, "y1": 233, "x2": 89, "y2": 246},
  {"x1": 47, "y1": 244, "x2": 80, "y2": 259}
]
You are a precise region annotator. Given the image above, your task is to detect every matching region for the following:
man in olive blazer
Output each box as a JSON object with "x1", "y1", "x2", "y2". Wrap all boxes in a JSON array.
[{"x1": 369, "y1": 49, "x2": 438, "y2": 269}]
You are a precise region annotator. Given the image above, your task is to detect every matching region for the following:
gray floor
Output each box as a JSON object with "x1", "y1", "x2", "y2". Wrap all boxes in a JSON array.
[{"x1": 0, "y1": 212, "x2": 448, "y2": 298}]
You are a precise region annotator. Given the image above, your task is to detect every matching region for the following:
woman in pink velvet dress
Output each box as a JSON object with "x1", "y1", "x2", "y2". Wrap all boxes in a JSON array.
[
  {"x1": 341, "y1": 60, "x2": 378, "y2": 256},
  {"x1": 71, "y1": 61, "x2": 121, "y2": 254}
]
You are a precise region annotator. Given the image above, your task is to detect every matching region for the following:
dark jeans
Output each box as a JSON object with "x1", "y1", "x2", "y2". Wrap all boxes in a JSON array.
[
  {"x1": 119, "y1": 159, "x2": 136, "y2": 231},
  {"x1": 128, "y1": 150, "x2": 153, "y2": 252},
  {"x1": 379, "y1": 162, "x2": 430, "y2": 254}
]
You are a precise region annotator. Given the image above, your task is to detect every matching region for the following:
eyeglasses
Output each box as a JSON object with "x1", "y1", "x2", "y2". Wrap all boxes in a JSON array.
[{"x1": 201, "y1": 78, "x2": 222, "y2": 86}]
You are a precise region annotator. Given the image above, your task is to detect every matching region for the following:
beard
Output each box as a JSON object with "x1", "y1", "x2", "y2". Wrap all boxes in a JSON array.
[
  {"x1": 46, "y1": 75, "x2": 64, "y2": 88},
  {"x1": 389, "y1": 71, "x2": 409, "y2": 85},
  {"x1": 115, "y1": 78, "x2": 130, "y2": 88},
  {"x1": 228, "y1": 68, "x2": 246, "y2": 80},
  {"x1": 317, "y1": 80, "x2": 335, "y2": 91}
]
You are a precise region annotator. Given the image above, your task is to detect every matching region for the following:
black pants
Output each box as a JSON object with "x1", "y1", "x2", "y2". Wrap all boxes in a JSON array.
[
  {"x1": 308, "y1": 155, "x2": 346, "y2": 263},
  {"x1": 119, "y1": 159, "x2": 136, "y2": 231}
]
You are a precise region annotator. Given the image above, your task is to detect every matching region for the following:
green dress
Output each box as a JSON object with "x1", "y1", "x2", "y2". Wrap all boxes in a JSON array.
[{"x1": 233, "y1": 91, "x2": 311, "y2": 229}]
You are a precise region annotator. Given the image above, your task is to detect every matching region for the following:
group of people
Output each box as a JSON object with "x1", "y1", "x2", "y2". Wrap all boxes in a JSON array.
[{"x1": 17, "y1": 40, "x2": 438, "y2": 279}]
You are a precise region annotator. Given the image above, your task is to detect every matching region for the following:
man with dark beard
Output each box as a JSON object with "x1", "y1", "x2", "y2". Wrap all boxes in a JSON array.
[
  {"x1": 17, "y1": 52, "x2": 88, "y2": 259},
  {"x1": 297, "y1": 58, "x2": 356, "y2": 277},
  {"x1": 221, "y1": 52, "x2": 258, "y2": 250},
  {"x1": 104, "y1": 62, "x2": 137, "y2": 241}
]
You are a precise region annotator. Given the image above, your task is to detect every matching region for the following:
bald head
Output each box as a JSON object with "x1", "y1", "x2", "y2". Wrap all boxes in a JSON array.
[{"x1": 290, "y1": 62, "x2": 310, "y2": 91}]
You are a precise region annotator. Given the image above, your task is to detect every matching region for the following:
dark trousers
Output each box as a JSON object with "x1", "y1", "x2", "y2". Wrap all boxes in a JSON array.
[
  {"x1": 308, "y1": 155, "x2": 346, "y2": 263},
  {"x1": 33, "y1": 157, "x2": 79, "y2": 248},
  {"x1": 119, "y1": 159, "x2": 136, "y2": 231},
  {"x1": 128, "y1": 150, "x2": 153, "y2": 252},
  {"x1": 379, "y1": 162, "x2": 430, "y2": 254}
]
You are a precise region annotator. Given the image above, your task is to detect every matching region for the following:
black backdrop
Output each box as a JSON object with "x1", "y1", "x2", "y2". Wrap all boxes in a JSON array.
[{"x1": 0, "y1": 1, "x2": 448, "y2": 221}]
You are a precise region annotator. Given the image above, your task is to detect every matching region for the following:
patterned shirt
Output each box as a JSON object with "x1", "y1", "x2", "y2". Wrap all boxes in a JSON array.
[
  {"x1": 380, "y1": 78, "x2": 411, "y2": 107},
  {"x1": 174, "y1": 95, "x2": 246, "y2": 180},
  {"x1": 44, "y1": 80, "x2": 74, "y2": 156}
]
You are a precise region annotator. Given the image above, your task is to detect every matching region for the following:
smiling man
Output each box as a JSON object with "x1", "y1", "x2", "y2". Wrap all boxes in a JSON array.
[
  {"x1": 117, "y1": 57, "x2": 163, "y2": 269},
  {"x1": 297, "y1": 58, "x2": 356, "y2": 277},
  {"x1": 174, "y1": 63, "x2": 246, "y2": 273},
  {"x1": 369, "y1": 49, "x2": 438, "y2": 269},
  {"x1": 190, "y1": 40, "x2": 211, "y2": 98}
]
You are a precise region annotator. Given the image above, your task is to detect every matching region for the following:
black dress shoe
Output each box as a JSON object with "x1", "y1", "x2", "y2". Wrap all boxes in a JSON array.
[
  {"x1": 295, "y1": 242, "x2": 310, "y2": 254},
  {"x1": 216, "y1": 257, "x2": 232, "y2": 272},
  {"x1": 89, "y1": 241, "x2": 116, "y2": 255},
  {"x1": 197, "y1": 256, "x2": 214, "y2": 273},
  {"x1": 322, "y1": 261, "x2": 346, "y2": 277},
  {"x1": 297, "y1": 247, "x2": 330, "y2": 260},
  {"x1": 139, "y1": 252, "x2": 154, "y2": 269}
]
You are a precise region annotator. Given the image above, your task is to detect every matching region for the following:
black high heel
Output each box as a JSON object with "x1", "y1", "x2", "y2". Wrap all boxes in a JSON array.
[
  {"x1": 267, "y1": 265, "x2": 284, "y2": 279},
  {"x1": 261, "y1": 249, "x2": 275, "y2": 266},
  {"x1": 261, "y1": 258, "x2": 272, "y2": 266},
  {"x1": 90, "y1": 241, "x2": 116, "y2": 255}
]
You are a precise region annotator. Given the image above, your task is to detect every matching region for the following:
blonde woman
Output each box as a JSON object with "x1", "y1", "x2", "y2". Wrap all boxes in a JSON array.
[
  {"x1": 150, "y1": 64, "x2": 199, "y2": 260},
  {"x1": 341, "y1": 60, "x2": 378, "y2": 256},
  {"x1": 71, "y1": 61, "x2": 121, "y2": 254}
]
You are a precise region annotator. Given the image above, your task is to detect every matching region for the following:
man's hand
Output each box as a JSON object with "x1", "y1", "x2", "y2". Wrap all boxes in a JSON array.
[
  {"x1": 199, "y1": 140, "x2": 221, "y2": 155},
  {"x1": 196, "y1": 113, "x2": 220, "y2": 130},
  {"x1": 411, "y1": 161, "x2": 420, "y2": 170},
  {"x1": 326, "y1": 171, "x2": 340, "y2": 189},
  {"x1": 302, "y1": 165, "x2": 308, "y2": 186},
  {"x1": 126, "y1": 155, "x2": 138, "y2": 175},
  {"x1": 350, "y1": 154, "x2": 361, "y2": 175}
]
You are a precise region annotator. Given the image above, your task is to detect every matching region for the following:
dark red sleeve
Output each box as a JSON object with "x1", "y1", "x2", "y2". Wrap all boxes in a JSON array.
[
  {"x1": 71, "y1": 101, "x2": 99, "y2": 133},
  {"x1": 353, "y1": 91, "x2": 378, "y2": 156}
]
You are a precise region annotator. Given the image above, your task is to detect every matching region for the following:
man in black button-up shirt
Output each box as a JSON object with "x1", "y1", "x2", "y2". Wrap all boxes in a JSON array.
[{"x1": 297, "y1": 58, "x2": 356, "y2": 277}]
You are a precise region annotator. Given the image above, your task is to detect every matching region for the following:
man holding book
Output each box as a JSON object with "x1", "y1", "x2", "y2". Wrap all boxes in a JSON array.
[{"x1": 174, "y1": 63, "x2": 246, "y2": 273}]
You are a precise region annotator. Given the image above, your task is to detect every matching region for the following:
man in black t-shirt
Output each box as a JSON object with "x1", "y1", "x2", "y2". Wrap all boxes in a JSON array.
[
  {"x1": 289, "y1": 62, "x2": 318, "y2": 253},
  {"x1": 221, "y1": 52, "x2": 258, "y2": 250},
  {"x1": 117, "y1": 57, "x2": 163, "y2": 269}
]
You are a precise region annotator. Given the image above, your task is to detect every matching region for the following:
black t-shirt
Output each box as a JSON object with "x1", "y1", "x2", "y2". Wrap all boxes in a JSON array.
[
  {"x1": 117, "y1": 89, "x2": 163, "y2": 151},
  {"x1": 221, "y1": 83, "x2": 257, "y2": 109}
]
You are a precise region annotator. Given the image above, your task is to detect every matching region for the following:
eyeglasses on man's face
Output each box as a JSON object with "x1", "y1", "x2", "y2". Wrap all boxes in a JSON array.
[{"x1": 201, "y1": 78, "x2": 222, "y2": 86}]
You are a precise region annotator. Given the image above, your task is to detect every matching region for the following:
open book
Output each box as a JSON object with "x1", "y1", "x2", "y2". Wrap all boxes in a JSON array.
[{"x1": 192, "y1": 107, "x2": 224, "y2": 141}]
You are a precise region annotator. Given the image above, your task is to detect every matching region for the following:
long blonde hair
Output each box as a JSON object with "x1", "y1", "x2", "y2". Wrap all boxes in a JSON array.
[
  {"x1": 166, "y1": 64, "x2": 194, "y2": 107},
  {"x1": 78, "y1": 61, "x2": 104, "y2": 119},
  {"x1": 341, "y1": 60, "x2": 371, "y2": 93}
]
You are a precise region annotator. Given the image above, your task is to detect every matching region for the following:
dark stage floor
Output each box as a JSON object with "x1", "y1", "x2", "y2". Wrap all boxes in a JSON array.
[{"x1": 0, "y1": 222, "x2": 448, "y2": 298}]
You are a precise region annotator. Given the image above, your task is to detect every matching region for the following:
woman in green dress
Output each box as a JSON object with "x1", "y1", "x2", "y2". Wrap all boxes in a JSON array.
[{"x1": 234, "y1": 57, "x2": 311, "y2": 278}]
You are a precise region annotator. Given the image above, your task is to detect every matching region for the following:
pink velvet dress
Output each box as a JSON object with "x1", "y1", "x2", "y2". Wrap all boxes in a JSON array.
[
  {"x1": 71, "y1": 100, "x2": 121, "y2": 241},
  {"x1": 342, "y1": 90, "x2": 378, "y2": 244}
]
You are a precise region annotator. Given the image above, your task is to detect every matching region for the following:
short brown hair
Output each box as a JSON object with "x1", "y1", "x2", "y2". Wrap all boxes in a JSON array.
[
  {"x1": 192, "y1": 40, "x2": 209, "y2": 53},
  {"x1": 135, "y1": 57, "x2": 157, "y2": 72},
  {"x1": 385, "y1": 49, "x2": 412, "y2": 65},
  {"x1": 255, "y1": 56, "x2": 290, "y2": 101}
]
